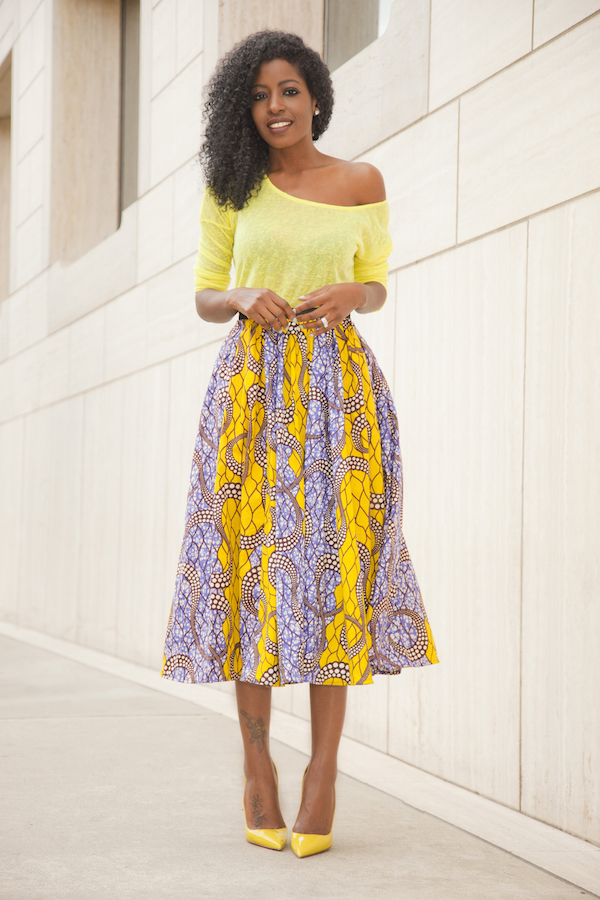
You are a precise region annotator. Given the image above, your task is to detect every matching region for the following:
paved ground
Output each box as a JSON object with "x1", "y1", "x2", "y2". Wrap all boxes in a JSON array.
[{"x1": 1, "y1": 634, "x2": 595, "y2": 900}]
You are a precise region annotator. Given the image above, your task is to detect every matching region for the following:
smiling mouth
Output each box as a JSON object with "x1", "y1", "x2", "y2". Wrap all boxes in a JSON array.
[{"x1": 268, "y1": 121, "x2": 292, "y2": 131}]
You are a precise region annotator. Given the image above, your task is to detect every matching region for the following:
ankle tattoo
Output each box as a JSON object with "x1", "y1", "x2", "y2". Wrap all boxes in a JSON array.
[
  {"x1": 250, "y1": 793, "x2": 266, "y2": 828},
  {"x1": 240, "y1": 709, "x2": 267, "y2": 754}
]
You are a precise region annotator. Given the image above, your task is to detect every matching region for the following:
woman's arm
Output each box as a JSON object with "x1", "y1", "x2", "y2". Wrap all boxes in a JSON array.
[
  {"x1": 354, "y1": 281, "x2": 387, "y2": 314},
  {"x1": 195, "y1": 289, "x2": 237, "y2": 323},
  {"x1": 195, "y1": 286, "x2": 295, "y2": 331}
]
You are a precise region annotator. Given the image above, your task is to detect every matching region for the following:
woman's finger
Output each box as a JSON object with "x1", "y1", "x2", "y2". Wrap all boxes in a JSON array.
[
  {"x1": 249, "y1": 308, "x2": 273, "y2": 330},
  {"x1": 268, "y1": 291, "x2": 295, "y2": 324},
  {"x1": 248, "y1": 292, "x2": 292, "y2": 330},
  {"x1": 234, "y1": 288, "x2": 293, "y2": 329},
  {"x1": 295, "y1": 289, "x2": 328, "y2": 318},
  {"x1": 308, "y1": 322, "x2": 334, "y2": 337},
  {"x1": 301, "y1": 310, "x2": 336, "y2": 333},
  {"x1": 295, "y1": 308, "x2": 321, "y2": 325},
  {"x1": 295, "y1": 298, "x2": 330, "y2": 325},
  {"x1": 260, "y1": 295, "x2": 292, "y2": 330}
]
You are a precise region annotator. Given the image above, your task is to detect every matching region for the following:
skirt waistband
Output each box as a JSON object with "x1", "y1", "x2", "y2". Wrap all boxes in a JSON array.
[{"x1": 239, "y1": 308, "x2": 317, "y2": 321}]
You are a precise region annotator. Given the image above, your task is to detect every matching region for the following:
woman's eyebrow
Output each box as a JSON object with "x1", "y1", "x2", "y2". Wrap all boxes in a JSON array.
[{"x1": 252, "y1": 79, "x2": 302, "y2": 88}]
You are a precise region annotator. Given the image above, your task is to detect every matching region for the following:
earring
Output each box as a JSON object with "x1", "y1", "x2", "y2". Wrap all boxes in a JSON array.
[{"x1": 314, "y1": 108, "x2": 320, "y2": 116}]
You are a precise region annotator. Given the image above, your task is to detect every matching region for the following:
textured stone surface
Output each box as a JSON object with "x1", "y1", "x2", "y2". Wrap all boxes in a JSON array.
[
  {"x1": 218, "y1": 0, "x2": 323, "y2": 57},
  {"x1": 149, "y1": 52, "x2": 202, "y2": 187},
  {"x1": 429, "y1": 0, "x2": 532, "y2": 110},
  {"x1": 458, "y1": 14, "x2": 600, "y2": 241},
  {"x1": 389, "y1": 224, "x2": 528, "y2": 808},
  {"x1": 318, "y1": 0, "x2": 429, "y2": 160},
  {"x1": 0, "y1": 419, "x2": 24, "y2": 623},
  {"x1": 521, "y1": 191, "x2": 600, "y2": 845},
  {"x1": 78, "y1": 380, "x2": 124, "y2": 656},
  {"x1": 359, "y1": 102, "x2": 458, "y2": 269},
  {"x1": 533, "y1": 0, "x2": 600, "y2": 47},
  {"x1": 116, "y1": 364, "x2": 170, "y2": 669}
]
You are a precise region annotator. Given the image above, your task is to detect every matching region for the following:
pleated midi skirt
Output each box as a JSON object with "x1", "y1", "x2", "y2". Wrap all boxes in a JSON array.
[{"x1": 161, "y1": 315, "x2": 439, "y2": 686}]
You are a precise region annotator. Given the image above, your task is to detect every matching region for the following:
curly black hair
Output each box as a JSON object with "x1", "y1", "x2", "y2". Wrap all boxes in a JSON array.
[{"x1": 198, "y1": 31, "x2": 334, "y2": 211}]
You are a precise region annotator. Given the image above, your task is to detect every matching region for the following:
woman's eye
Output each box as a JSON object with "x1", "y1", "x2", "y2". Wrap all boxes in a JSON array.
[{"x1": 252, "y1": 88, "x2": 298, "y2": 102}]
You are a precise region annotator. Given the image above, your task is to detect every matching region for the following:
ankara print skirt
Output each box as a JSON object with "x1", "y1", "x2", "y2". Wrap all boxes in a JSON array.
[{"x1": 161, "y1": 314, "x2": 439, "y2": 687}]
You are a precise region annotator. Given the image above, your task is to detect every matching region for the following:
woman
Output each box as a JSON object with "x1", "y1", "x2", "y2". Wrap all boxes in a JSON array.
[{"x1": 161, "y1": 30, "x2": 439, "y2": 858}]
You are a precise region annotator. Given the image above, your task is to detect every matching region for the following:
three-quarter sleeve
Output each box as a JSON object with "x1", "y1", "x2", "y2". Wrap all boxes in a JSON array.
[
  {"x1": 193, "y1": 187, "x2": 237, "y2": 292},
  {"x1": 353, "y1": 202, "x2": 393, "y2": 289}
]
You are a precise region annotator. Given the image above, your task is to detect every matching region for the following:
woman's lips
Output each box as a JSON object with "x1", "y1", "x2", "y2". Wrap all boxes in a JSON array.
[{"x1": 267, "y1": 121, "x2": 292, "y2": 134}]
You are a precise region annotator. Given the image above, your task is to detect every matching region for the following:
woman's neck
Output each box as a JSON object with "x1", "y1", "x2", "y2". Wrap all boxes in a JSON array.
[{"x1": 267, "y1": 140, "x2": 328, "y2": 177}]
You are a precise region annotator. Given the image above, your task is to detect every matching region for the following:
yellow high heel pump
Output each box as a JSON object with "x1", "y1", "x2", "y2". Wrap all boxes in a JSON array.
[
  {"x1": 243, "y1": 762, "x2": 287, "y2": 851},
  {"x1": 291, "y1": 765, "x2": 336, "y2": 858}
]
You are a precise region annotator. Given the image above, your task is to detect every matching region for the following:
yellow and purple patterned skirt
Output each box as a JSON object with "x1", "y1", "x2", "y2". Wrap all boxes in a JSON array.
[{"x1": 161, "y1": 315, "x2": 438, "y2": 686}]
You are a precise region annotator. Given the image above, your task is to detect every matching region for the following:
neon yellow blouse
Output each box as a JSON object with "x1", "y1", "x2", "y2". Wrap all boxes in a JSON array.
[{"x1": 193, "y1": 175, "x2": 393, "y2": 309}]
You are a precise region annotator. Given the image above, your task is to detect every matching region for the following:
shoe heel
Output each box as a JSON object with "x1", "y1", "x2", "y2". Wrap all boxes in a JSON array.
[
  {"x1": 243, "y1": 762, "x2": 287, "y2": 851},
  {"x1": 291, "y1": 764, "x2": 336, "y2": 858}
]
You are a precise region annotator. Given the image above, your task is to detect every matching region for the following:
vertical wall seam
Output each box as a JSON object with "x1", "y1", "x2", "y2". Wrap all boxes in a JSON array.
[
  {"x1": 385, "y1": 677, "x2": 390, "y2": 756},
  {"x1": 102, "y1": 304, "x2": 107, "y2": 384},
  {"x1": 163, "y1": 360, "x2": 173, "y2": 630},
  {"x1": 427, "y1": 0, "x2": 432, "y2": 112},
  {"x1": 519, "y1": 218, "x2": 530, "y2": 812},
  {"x1": 174, "y1": 0, "x2": 179, "y2": 74},
  {"x1": 77, "y1": 393, "x2": 88, "y2": 644},
  {"x1": 386, "y1": 268, "x2": 398, "y2": 757},
  {"x1": 455, "y1": 97, "x2": 460, "y2": 245},
  {"x1": 171, "y1": 168, "x2": 176, "y2": 264},
  {"x1": 115, "y1": 367, "x2": 127, "y2": 655},
  {"x1": 118, "y1": 0, "x2": 125, "y2": 225},
  {"x1": 43, "y1": 0, "x2": 54, "y2": 275},
  {"x1": 531, "y1": 0, "x2": 535, "y2": 51},
  {"x1": 16, "y1": 415, "x2": 27, "y2": 625}
]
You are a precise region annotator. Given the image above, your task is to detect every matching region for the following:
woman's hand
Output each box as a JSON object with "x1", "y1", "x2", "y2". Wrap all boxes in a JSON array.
[
  {"x1": 294, "y1": 282, "x2": 386, "y2": 336},
  {"x1": 226, "y1": 286, "x2": 295, "y2": 332}
]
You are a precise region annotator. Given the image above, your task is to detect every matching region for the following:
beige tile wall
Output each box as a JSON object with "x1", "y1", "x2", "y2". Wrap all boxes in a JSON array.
[
  {"x1": 458, "y1": 13, "x2": 600, "y2": 242},
  {"x1": 318, "y1": 0, "x2": 429, "y2": 161},
  {"x1": 49, "y1": 0, "x2": 121, "y2": 265},
  {"x1": 1, "y1": 0, "x2": 599, "y2": 845},
  {"x1": 388, "y1": 224, "x2": 527, "y2": 807},
  {"x1": 218, "y1": 0, "x2": 324, "y2": 58},
  {"x1": 7, "y1": 0, "x2": 50, "y2": 296},
  {"x1": 0, "y1": 3, "x2": 16, "y2": 65},
  {"x1": 0, "y1": 414, "x2": 23, "y2": 623},
  {"x1": 0, "y1": 292, "x2": 9, "y2": 359},
  {"x1": 78, "y1": 379, "x2": 124, "y2": 655},
  {"x1": 358, "y1": 102, "x2": 459, "y2": 269},
  {"x1": 7, "y1": 267, "x2": 48, "y2": 355},
  {"x1": 47, "y1": 204, "x2": 138, "y2": 332},
  {"x1": 0, "y1": 106, "x2": 10, "y2": 303},
  {"x1": 533, "y1": 0, "x2": 600, "y2": 46},
  {"x1": 116, "y1": 363, "x2": 170, "y2": 666},
  {"x1": 149, "y1": 52, "x2": 202, "y2": 187},
  {"x1": 429, "y1": 0, "x2": 533, "y2": 111},
  {"x1": 521, "y1": 191, "x2": 600, "y2": 845}
]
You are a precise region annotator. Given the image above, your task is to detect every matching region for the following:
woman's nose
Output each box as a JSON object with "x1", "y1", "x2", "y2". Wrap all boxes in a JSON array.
[{"x1": 267, "y1": 94, "x2": 284, "y2": 114}]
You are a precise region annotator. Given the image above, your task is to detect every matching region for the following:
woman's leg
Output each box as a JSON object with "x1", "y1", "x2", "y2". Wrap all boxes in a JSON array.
[
  {"x1": 292, "y1": 684, "x2": 347, "y2": 834},
  {"x1": 236, "y1": 681, "x2": 286, "y2": 829}
]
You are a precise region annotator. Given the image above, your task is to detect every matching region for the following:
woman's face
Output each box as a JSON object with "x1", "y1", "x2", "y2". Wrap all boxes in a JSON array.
[{"x1": 250, "y1": 58, "x2": 317, "y2": 149}]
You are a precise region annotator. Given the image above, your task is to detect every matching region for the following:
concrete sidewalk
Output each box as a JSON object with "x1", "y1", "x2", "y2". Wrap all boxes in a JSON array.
[{"x1": 1, "y1": 634, "x2": 596, "y2": 900}]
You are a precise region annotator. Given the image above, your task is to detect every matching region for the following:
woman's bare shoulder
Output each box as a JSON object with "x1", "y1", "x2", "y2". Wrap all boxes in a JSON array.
[{"x1": 337, "y1": 160, "x2": 386, "y2": 205}]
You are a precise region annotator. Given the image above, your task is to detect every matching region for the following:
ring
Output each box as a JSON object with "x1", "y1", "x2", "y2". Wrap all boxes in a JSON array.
[{"x1": 320, "y1": 316, "x2": 329, "y2": 328}]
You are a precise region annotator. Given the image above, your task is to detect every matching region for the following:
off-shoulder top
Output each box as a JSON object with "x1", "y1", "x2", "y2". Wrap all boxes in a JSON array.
[{"x1": 193, "y1": 175, "x2": 393, "y2": 309}]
